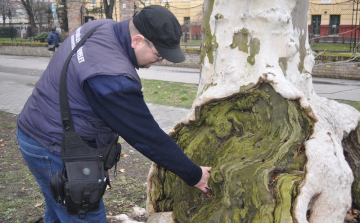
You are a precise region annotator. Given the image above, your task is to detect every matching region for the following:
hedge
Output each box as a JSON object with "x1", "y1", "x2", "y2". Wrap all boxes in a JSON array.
[{"x1": 0, "y1": 27, "x2": 17, "y2": 39}]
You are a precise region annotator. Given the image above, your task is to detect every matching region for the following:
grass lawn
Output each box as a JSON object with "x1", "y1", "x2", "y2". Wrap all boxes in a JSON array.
[
  {"x1": 310, "y1": 42, "x2": 352, "y2": 52},
  {"x1": 141, "y1": 79, "x2": 198, "y2": 109},
  {"x1": 180, "y1": 39, "x2": 201, "y2": 46},
  {"x1": 0, "y1": 37, "x2": 32, "y2": 42},
  {"x1": 0, "y1": 77, "x2": 359, "y2": 222},
  {"x1": 335, "y1": 100, "x2": 360, "y2": 111},
  {"x1": 142, "y1": 79, "x2": 360, "y2": 112}
]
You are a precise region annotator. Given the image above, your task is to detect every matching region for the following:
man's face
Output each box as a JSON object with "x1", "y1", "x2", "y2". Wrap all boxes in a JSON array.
[{"x1": 132, "y1": 35, "x2": 163, "y2": 68}]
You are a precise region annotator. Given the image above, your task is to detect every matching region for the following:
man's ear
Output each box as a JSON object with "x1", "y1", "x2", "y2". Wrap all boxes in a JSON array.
[{"x1": 131, "y1": 34, "x2": 145, "y2": 49}]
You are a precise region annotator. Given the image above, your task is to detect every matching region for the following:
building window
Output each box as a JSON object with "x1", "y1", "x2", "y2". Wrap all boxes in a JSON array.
[
  {"x1": 90, "y1": 0, "x2": 96, "y2": 5},
  {"x1": 311, "y1": 15, "x2": 321, "y2": 35},
  {"x1": 161, "y1": 0, "x2": 171, "y2": 2},
  {"x1": 329, "y1": 15, "x2": 340, "y2": 36},
  {"x1": 184, "y1": 17, "x2": 190, "y2": 33},
  {"x1": 321, "y1": 0, "x2": 331, "y2": 4},
  {"x1": 143, "y1": 0, "x2": 151, "y2": 3}
]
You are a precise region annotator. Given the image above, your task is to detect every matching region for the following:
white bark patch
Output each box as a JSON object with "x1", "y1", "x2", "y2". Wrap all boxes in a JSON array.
[{"x1": 178, "y1": 1, "x2": 360, "y2": 222}]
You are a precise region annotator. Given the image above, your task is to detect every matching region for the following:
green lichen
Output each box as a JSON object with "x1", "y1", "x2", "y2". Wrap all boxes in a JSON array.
[
  {"x1": 201, "y1": 24, "x2": 214, "y2": 64},
  {"x1": 201, "y1": 82, "x2": 218, "y2": 95},
  {"x1": 278, "y1": 57, "x2": 288, "y2": 76},
  {"x1": 200, "y1": 0, "x2": 215, "y2": 64},
  {"x1": 239, "y1": 82, "x2": 257, "y2": 93},
  {"x1": 215, "y1": 13, "x2": 224, "y2": 20},
  {"x1": 249, "y1": 38, "x2": 260, "y2": 56},
  {"x1": 230, "y1": 30, "x2": 260, "y2": 66},
  {"x1": 152, "y1": 84, "x2": 313, "y2": 222},
  {"x1": 247, "y1": 38, "x2": 261, "y2": 66},
  {"x1": 274, "y1": 174, "x2": 302, "y2": 222},
  {"x1": 247, "y1": 56, "x2": 256, "y2": 65},
  {"x1": 212, "y1": 35, "x2": 219, "y2": 50},
  {"x1": 231, "y1": 29, "x2": 249, "y2": 53}
]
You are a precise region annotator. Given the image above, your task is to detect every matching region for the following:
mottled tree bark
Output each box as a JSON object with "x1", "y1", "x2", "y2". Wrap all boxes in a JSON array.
[{"x1": 147, "y1": 0, "x2": 360, "y2": 222}]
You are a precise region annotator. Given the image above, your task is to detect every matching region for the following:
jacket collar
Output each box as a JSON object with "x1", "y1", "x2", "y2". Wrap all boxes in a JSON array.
[{"x1": 113, "y1": 19, "x2": 139, "y2": 70}]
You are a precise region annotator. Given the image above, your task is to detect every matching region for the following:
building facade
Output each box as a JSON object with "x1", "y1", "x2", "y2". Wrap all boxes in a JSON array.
[
  {"x1": 118, "y1": 0, "x2": 204, "y2": 40},
  {"x1": 308, "y1": 0, "x2": 360, "y2": 42}
]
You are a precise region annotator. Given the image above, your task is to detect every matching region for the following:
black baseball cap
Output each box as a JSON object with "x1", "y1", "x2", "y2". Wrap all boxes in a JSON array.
[{"x1": 133, "y1": 5, "x2": 185, "y2": 63}]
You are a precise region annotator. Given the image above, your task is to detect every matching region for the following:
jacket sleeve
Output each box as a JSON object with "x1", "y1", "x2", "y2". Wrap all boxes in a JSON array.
[
  {"x1": 83, "y1": 75, "x2": 202, "y2": 186},
  {"x1": 47, "y1": 32, "x2": 52, "y2": 44},
  {"x1": 55, "y1": 33, "x2": 60, "y2": 46}
]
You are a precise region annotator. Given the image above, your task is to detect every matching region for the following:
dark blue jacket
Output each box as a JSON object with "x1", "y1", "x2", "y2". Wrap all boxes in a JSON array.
[
  {"x1": 18, "y1": 19, "x2": 202, "y2": 186},
  {"x1": 47, "y1": 30, "x2": 60, "y2": 47}
]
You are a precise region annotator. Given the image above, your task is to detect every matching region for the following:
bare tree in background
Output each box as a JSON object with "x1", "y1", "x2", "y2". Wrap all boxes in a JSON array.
[
  {"x1": 0, "y1": 0, "x2": 14, "y2": 27},
  {"x1": 20, "y1": 0, "x2": 54, "y2": 37},
  {"x1": 190, "y1": 11, "x2": 203, "y2": 40},
  {"x1": 55, "y1": 0, "x2": 68, "y2": 32},
  {"x1": 32, "y1": 0, "x2": 51, "y2": 30},
  {"x1": 20, "y1": 0, "x2": 37, "y2": 36},
  {"x1": 102, "y1": 0, "x2": 115, "y2": 19}
]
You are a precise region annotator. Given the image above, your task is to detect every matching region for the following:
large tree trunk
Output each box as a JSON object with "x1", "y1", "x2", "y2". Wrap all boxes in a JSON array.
[
  {"x1": 20, "y1": 0, "x2": 36, "y2": 30},
  {"x1": 147, "y1": 0, "x2": 360, "y2": 222},
  {"x1": 103, "y1": 0, "x2": 114, "y2": 19}
]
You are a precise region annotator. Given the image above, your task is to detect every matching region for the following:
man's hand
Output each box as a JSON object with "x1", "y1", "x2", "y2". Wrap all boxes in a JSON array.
[{"x1": 194, "y1": 166, "x2": 212, "y2": 193}]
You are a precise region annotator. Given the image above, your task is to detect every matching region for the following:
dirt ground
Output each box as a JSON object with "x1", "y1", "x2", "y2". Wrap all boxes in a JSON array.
[
  {"x1": 2, "y1": 109, "x2": 360, "y2": 223},
  {"x1": 0, "y1": 110, "x2": 150, "y2": 223}
]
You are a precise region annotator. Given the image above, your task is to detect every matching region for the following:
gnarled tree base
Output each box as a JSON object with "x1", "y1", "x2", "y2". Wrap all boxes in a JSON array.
[{"x1": 148, "y1": 83, "x2": 313, "y2": 222}]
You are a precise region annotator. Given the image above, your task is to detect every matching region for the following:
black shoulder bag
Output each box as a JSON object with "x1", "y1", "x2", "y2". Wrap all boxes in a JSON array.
[{"x1": 50, "y1": 25, "x2": 122, "y2": 219}]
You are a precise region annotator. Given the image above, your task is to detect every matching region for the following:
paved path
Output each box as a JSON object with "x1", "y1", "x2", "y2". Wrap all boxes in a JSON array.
[
  {"x1": 0, "y1": 55, "x2": 191, "y2": 133},
  {"x1": 1, "y1": 55, "x2": 360, "y2": 132}
]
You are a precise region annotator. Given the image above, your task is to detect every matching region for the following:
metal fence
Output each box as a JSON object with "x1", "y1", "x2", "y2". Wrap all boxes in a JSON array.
[{"x1": 309, "y1": 0, "x2": 360, "y2": 53}]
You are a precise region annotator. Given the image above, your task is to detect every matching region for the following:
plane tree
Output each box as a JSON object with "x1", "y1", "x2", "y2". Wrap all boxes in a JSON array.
[{"x1": 146, "y1": 0, "x2": 360, "y2": 222}]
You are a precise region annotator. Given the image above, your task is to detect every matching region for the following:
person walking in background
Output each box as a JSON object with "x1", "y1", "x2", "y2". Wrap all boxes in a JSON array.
[
  {"x1": 47, "y1": 25, "x2": 60, "y2": 53},
  {"x1": 17, "y1": 5, "x2": 211, "y2": 222}
]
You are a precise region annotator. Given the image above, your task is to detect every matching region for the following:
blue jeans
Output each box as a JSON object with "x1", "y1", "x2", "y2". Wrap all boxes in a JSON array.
[{"x1": 17, "y1": 128, "x2": 107, "y2": 223}]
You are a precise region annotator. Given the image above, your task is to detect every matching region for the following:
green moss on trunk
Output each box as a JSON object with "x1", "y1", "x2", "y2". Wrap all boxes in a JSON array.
[
  {"x1": 343, "y1": 125, "x2": 360, "y2": 209},
  {"x1": 200, "y1": 0, "x2": 215, "y2": 64},
  {"x1": 153, "y1": 84, "x2": 313, "y2": 222}
]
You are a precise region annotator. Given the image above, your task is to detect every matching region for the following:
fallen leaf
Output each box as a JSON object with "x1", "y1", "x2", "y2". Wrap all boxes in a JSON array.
[
  {"x1": 1, "y1": 142, "x2": 6, "y2": 147},
  {"x1": 35, "y1": 202, "x2": 43, "y2": 207},
  {"x1": 119, "y1": 169, "x2": 125, "y2": 173},
  {"x1": 164, "y1": 91, "x2": 167, "y2": 94},
  {"x1": 21, "y1": 187, "x2": 26, "y2": 190},
  {"x1": 120, "y1": 154, "x2": 129, "y2": 157},
  {"x1": 157, "y1": 85, "x2": 161, "y2": 88},
  {"x1": 0, "y1": 139, "x2": 2, "y2": 142},
  {"x1": 106, "y1": 185, "x2": 111, "y2": 190}
]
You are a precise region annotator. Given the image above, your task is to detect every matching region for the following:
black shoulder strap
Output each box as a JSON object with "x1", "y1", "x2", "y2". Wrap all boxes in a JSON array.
[{"x1": 59, "y1": 25, "x2": 101, "y2": 133}]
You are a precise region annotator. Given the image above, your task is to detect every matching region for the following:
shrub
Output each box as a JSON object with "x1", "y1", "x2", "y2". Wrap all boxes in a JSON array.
[
  {"x1": 34, "y1": 32, "x2": 48, "y2": 43},
  {"x1": 34, "y1": 31, "x2": 65, "y2": 43},
  {"x1": 0, "y1": 27, "x2": 17, "y2": 39},
  {"x1": 60, "y1": 33, "x2": 65, "y2": 42}
]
